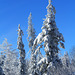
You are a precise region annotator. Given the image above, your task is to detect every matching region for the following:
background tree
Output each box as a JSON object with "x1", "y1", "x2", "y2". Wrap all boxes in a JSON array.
[
  {"x1": 27, "y1": 13, "x2": 38, "y2": 75},
  {"x1": 70, "y1": 47, "x2": 75, "y2": 74},
  {"x1": 0, "y1": 38, "x2": 19, "y2": 75},
  {"x1": 17, "y1": 24, "x2": 26, "y2": 75},
  {"x1": 27, "y1": 12, "x2": 36, "y2": 51},
  {"x1": 62, "y1": 52, "x2": 70, "y2": 67}
]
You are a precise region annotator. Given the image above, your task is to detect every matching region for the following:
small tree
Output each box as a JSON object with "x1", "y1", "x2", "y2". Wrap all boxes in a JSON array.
[
  {"x1": 0, "y1": 38, "x2": 19, "y2": 75},
  {"x1": 61, "y1": 52, "x2": 73, "y2": 75},
  {"x1": 17, "y1": 24, "x2": 26, "y2": 75},
  {"x1": 62, "y1": 52, "x2": 70, "y2": 67},
  {"x1": 70, "y1": 47, "x2": 75, "y2": 74},
  {"x1": 70, "y1": 46, "x2": 75, "y2": 60}
]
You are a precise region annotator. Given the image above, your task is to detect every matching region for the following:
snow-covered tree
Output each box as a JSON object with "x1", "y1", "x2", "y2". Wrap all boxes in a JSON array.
[
  {"x1": 62, "y1": 52, "x2": 70, "y2": 67},
  {"x1": 17, "y1": 24, "x2": 26, "y2": 75},
  {"x1": 71, "y1": 59, "x2": 75, "y2": 75},
  {"x1": 33, "y1": 0, "x2": 65, "y2": 74},
  {"x1": 61, "y1": 52, "x2": 74, "y2": 75},
  {"x1": 70, "y1": 46, "x2": 75, "y2": 61},
  {"x1": 0, "y1": 38, "x2": 19, "y2": 75},
  {"x1": 27, "y1": 12, "x2": 36, "y2": 50},
  {"x1": 70, "y1": 47, "x2": 75, "y2": 74},
  {"x1": 27, "y1": 13, "x2": 38, "y2": 75}
]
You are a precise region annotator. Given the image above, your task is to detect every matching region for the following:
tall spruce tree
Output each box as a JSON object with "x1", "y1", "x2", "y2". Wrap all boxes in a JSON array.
[
  {"x1": 27, "y1": 12, "x2": 36, "y2": 50},
  {"x1": 17, "y1": 24, "x2": 26, "y2": 75},
  {"x1": 33, "y1": 0, "x2": 65, "y2": 74},
  {"x1": 27, "y1": 13, "x2": 38, "y2": 75}
]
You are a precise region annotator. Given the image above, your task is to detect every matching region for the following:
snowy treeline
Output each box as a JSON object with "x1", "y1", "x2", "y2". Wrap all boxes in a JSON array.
[{"x1": 0, "y1": 0, "x2": 75, "y2": 75}]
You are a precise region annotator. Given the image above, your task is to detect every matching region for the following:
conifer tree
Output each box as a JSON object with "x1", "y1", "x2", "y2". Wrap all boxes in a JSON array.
[
  {"x1": 62, "y1": 52, "x2": 70, "y2": 67},
  {"x1": 70, "y1": 47, "x2": 75, "y2": 74},
  {"x1": 33, "y1": 0, "x2": 65, "y2": 74},
  {"x1": 61, "y1": 52, "x2": 73, "y2": 75},
  {"x1": 17, "y1": 24, "x2": 26, "y2": 75},
  {"x1": 27, "y1": 12, "x2": 36, "y2": 50},
  {"x1": 27, "y1": 13, "x2": 38, "y2": 75}
]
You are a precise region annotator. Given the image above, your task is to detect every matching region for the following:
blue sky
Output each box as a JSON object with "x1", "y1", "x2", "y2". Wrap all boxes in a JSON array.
[{"x1": 0, "y1": 0, "x2": 75, "y2": 57}]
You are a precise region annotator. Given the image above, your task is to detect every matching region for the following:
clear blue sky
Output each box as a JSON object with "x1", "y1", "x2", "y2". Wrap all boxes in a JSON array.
[{"x1": 0, "y1": 0, "x2": 75, "y2": 57}]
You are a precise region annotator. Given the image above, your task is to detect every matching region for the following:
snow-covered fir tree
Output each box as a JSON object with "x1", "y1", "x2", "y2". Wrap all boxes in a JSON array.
[
  {"x1": 27, "y1": 13, "x2": 38, "y2": 75},
  {"x1": 62, "y1": 52, "x2": 70, "y2": 67},
  {"x1": 61, "y1": 52, "x2": 74, "y2": 75},
  {"x1": 17, "y1": 24, "x2": 26, "y2": 75},
  {"x1": 69, "y1": 47, "x2": 75, "y2": 75},
  {"x1": 33, "y1": 0, "x2": 65, "y2": 74},
  {"x1": 27, "y1": 12, "x2": 36, "y2": 50},
  {"x1": 70, "y1": 46, "x2": 75, "y2": 61}
]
